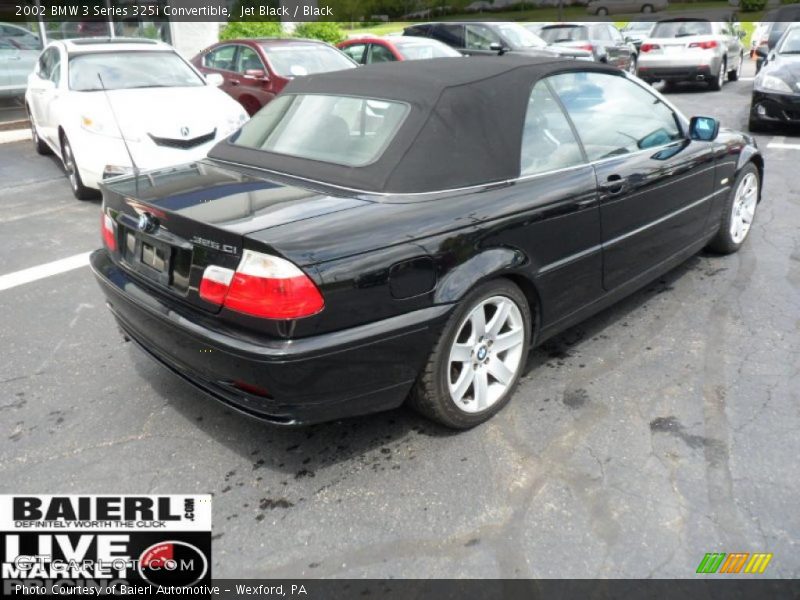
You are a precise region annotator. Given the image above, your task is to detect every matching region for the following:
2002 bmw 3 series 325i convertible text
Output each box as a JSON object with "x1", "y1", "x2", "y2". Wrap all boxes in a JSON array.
[{"x1": 91, "y1": 56, "x2": 764, "y2": 429}]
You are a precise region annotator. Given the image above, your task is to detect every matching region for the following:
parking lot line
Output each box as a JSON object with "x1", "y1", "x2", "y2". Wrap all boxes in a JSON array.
[
  {"x1": 0, "y1": 251, "x2": 92, "y2": 292},
  {"x1": 767, "y1": 142, "x2": 800, "y2": 150},
  {"x1": 0, "y1": 129, "x2": 32, "y2": 145}
]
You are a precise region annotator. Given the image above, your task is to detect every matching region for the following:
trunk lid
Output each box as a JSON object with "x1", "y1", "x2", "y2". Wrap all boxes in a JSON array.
[{"x1": 100, "y1": 160, "x2": 368, "y2": 313}]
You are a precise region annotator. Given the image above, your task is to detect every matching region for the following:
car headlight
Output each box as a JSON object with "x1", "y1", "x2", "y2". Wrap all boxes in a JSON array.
[
  {"x1": 221, "y1": 109, "x2": 249, "y2": 137},
  {"x1": 756, "y1": 74, "x2": 794, "y2": 94},
  {"x1": 81, "y1": 115, "x2": 142, "y2": 142}
]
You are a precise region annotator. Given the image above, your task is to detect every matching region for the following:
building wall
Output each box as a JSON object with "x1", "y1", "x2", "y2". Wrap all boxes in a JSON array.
[{"x1": 169, "y1": 22, "x2": 221, "y2": 59}]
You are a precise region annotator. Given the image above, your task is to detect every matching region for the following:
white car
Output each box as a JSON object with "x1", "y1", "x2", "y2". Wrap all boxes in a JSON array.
[{"x1": 25, "y1": 38, "x2": 249, "y2": 199}]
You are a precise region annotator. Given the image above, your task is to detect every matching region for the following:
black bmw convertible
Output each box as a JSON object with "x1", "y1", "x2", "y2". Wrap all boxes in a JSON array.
[{"x1": 91, "y1": 56, "x2": 764, "y2": 429}]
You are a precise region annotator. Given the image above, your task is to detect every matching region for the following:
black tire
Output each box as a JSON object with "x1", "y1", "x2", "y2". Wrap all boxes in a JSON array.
[
  {"x1": 28, "y1": 109, "x2": 51, "y2": 156},
  {"x1": 627, "y1": 54, "x2": 637, "y2": 76},
  {"x1": 61, "y1": 134, "x2": 96, "y2": 201},
  {"x1": 708, "y1": 58, "x2": 726, "y2": 91},
  {"x1": 596, "y1": 7, "x2": 609, "y2": 15},
  {"x1": 707, "y1": 163, "x2": 760, "y2": 254},
  {"x1": 409, "y1": 279, "x2": 532, "y2": 429},
  {"x1": 641, "y1": 3, "x2": 654, "y2": 12},
  {"x1": 728, "y1": 54, "x2": 742, "y2": 81}
]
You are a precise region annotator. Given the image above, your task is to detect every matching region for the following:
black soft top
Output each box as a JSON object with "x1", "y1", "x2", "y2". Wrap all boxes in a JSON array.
[{"x1": 208, "y1": 56, "x2": 621, "y2": 194}]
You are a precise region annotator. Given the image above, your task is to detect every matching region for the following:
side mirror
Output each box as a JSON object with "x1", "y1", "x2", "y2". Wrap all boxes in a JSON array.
[
  {"x1": 489, "y1": 42, "x2": 510, "y2": 55},
  {"x1": 205, "y1": 73, "x2": 224, "y2": 87},
  {"x1": 755, "y1": 46, "x2": 768, "y2": 59},
  {"x1": 689, "y1": 116, "x2": 719, "y2": 142},
  {"x1": 244, "y1": 69, "x2": 267, "y2": 80}
]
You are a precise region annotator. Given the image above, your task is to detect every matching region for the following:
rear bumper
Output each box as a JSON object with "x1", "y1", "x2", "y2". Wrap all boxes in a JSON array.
[
  {"x1": 636, "y1": 64, "x2": 716, "y2": 82},
  {"x1": 749, "y1": 90, "x2": 800, "y2": 125},
  {"x1": 90, "y1": 249, "x2": 450, "y2": 425}
]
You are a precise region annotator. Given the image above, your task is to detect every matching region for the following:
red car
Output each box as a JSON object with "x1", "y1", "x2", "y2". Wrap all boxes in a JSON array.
[
  {"x1": 191, "y1": 38, "x2": 358, "y2": 115},
  {"x1": 337, "y1": 35, "x2": 462, "y2": 64}
]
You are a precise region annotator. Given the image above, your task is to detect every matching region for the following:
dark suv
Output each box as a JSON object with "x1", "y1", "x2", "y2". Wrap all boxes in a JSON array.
[{"x1": 403, "y1": 22, "x2": 593, "y2": 61}]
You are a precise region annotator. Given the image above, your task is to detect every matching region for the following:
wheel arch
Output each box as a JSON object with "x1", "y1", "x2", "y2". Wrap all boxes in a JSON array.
[
  {"x1": 433, "y1": 247, "x2": 542, "y2": 344},
  {"x1": 737, "y1": 148, "x2": 764, "y2": 202}
]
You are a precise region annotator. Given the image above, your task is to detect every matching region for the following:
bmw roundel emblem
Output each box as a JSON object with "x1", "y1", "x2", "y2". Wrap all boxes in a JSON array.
[{"x1": 137, "y1": 212, "x2": 158, "y2": 233}]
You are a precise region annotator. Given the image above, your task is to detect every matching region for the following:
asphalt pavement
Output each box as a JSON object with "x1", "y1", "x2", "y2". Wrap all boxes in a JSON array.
[{"x1": 1, "y1": 59, "x2": 798, "y2": 578}]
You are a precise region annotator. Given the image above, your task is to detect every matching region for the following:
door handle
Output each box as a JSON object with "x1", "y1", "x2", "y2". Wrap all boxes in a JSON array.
[
  {"x1": 230, "y1": 80, "x2": 240, "y2": 86},
  {"x1": 599, "y1": 174, "x2": 627, "y2": 195},
  {"x1": 9, "y1": 55, "x2": 21, "y2": 61}
]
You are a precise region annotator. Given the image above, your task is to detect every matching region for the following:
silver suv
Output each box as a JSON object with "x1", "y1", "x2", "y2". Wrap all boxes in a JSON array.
[{"x1": 637, "y1": 18, "x2": 746, "y2": 91}]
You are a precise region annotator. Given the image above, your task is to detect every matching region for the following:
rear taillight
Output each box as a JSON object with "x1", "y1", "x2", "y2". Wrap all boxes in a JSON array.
[
  {"x1": 199, "y1": 265, "x2": 234, "y2": 305},
  {"x1": 101, "y1": 212, "x2": 117, "y2": 251},
  {"x1": 578, "y1": 43, "x2": 594, "y2": 52},
  {"x1": 688, "y1": 40, "x2": 718, "y2": 50},
  {"x1": 640, "y1": 43, "x2": 660, "y2": 53},
  {"x1": 199, "y1": 249, "x2": 324, "y2": 319}
]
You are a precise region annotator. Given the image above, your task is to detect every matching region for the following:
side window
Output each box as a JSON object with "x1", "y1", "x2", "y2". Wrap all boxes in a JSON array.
[
  {"x1": 341, "y1": 43, "x2": 366, "y2": 64},
  {"x1": 608, "y1": 25, "x2": 624, "y2": 43},
  {"x1": 549, "y1": 72, "x2": 682, "y2": 161},
  {"x1": 367, "y1": 44, "x2": 396, "y2": 64},
  {"x1": 465, "y1": 24, "x2": 502, "y2": 50},
  {"x1": 37, "y1": 47, "x2": 55, "y2": 79},
  {"x1": 236, "y1": 46, "x2": 264, "y2": 73},
  {"x1": 204, "y1": 45, "x2": 237, "y2": 71},
  {"x1": 49, "y1": 53, "x2": 61, "y2": 86},
  {"x1": 433, "y1": 24, "x2": 465, "y2": 48},
  {"x1": 520, "y1": 81, "x2": 584, "y2": 176}
]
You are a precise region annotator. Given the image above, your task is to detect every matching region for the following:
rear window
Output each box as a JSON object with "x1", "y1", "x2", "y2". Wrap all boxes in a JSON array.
[
  {"x1": 230, "y1": 94, "x2": 409, "y2": 167},
  {"x1": 394, "y1": 40, "x2": 461, "y2": 59},
  {"x1": 260, "y1": 44, "x2": 355, "y2": 78},
  {"x1": 651, "y1": 21, "x2": 712, "y2": 38},
  {"x1": 540, "y1": 26, "x2": 588, "y2": 43}
]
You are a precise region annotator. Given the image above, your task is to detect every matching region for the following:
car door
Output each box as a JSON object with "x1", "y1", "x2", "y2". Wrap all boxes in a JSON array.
[
  {"x1": 516, "y1": 80, "x2": 603, "y2": 324},
  {"x1": 39, "y1": 46, "x2": 63, "y2": 148},
  {"x1": 200, "y1": 44, "x2": 240, "y2": 98},
  {"x1": 463, "y1": 24, "x2": 504, "y2": 56},
  {"x1": 28, "y1": 46, "x2": 55, "y2": 123},
  {"x1": 430, "y1": 24, "x2": 466, "y2": 54},
  {"x1": 233, "y1": 44, "x2": 273, "y2": 114},
  {"x1": 549, "y1": 71, "x2": 717, "y2": 290},
  {"x1": 0, "y1": 38, "x2": 13, "y2": 92}
]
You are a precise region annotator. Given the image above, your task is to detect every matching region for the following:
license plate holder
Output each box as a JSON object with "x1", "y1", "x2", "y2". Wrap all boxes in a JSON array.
[{"x1": 125, "y1": 231, "x2": 172, "y2": 287}]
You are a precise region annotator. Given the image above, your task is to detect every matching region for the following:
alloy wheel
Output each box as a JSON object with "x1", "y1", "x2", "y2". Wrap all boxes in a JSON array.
[
  {"x1": 730, "y1": 172, "x2": 757, "y2": 244},
  {"x1": 447, "y1": 295, "x2": 525, "y2": 413}
]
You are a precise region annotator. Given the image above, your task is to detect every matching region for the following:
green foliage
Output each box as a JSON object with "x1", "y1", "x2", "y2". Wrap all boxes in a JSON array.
[
  {"x1": 293, "y1": 22, "x2": 347, "y2": 45},
  {"x1": 220, "y1": 21, "x2": 283, "y2": 41},
  {"x1": 739, "y1": 0, "x2": 767, "y2": 11}
]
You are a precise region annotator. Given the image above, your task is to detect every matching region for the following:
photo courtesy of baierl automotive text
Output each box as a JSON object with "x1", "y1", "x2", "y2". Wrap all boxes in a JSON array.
[{"x1": 1, "y1": 0, "x2": 799, "y2": 597}]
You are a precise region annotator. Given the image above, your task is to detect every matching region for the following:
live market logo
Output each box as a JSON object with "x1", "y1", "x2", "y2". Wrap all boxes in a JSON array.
[{"x1": 0, "y1": 495, "x2": 212, "y2": 596}]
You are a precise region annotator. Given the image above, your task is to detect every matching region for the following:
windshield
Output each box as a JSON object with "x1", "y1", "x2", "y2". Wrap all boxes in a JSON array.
[
  {"x1": 395, "y1": 40, "x2": 461, "y2": 59},
  {"x1": 495, "y1": 23, "x2": 547, "y2": 48},
  {"x1": 778, "y1": 28, "x2": 800, "y2": 53},
  {"x1": 261, "y1": 44, "x2": 355, "y2": 78},
  {"x1": 231, "y1": 93, "x2": 409, "y2": 167},
  {"x1": 651, "y1": 21, "x2": 712, "y2": 38},
  {"x1": 540, "y1": 26, "x2": 588, "y2": 43},
  {"x1": 69, "y1": 51, "x2": 204, "y2": 91}
]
